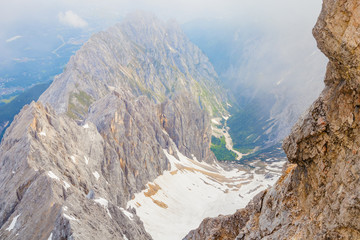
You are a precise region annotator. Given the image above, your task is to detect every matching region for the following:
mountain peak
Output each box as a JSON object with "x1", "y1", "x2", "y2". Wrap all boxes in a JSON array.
[
  {"x1": 0, "y1": 13, "x2": 231, "y2": 239},
  {"x1": 39, "y1": 12, "x2": 226, "y2": 120},
  {"x1": 123, "y1": 11, "x2": 161, "y2": 25}
]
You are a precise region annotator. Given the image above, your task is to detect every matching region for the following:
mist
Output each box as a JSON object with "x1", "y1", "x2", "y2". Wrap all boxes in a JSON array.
[
  {"x1": 1, "y1": 0, "x2": 325, "y2": 72},
  {"x1": 1, "y1": 0, "x2": 327, "y2": 135},
  {"x1": 0, "y1": 0, "x2": 323, "y2": 38},
  {"x1": 181, "y1": 0, "x2": 327, "y2": 145}
]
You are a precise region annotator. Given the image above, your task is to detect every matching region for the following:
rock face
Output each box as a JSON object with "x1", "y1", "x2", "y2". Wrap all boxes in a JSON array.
[
  {"x1": 39, "y1": 12, "x2": 226, "y2": 119},
  {"x1": 0, "y1": 13, "x2": 226, "y2": 240},
  {"x1": 185, "y1": 191, "x2": 266, "y2": 240},
  {"x1": 185, "y1": 0, "x2": 360, "y2": 239}
]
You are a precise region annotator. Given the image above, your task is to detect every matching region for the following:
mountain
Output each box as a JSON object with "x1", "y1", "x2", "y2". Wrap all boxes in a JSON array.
[
  {"x1": 184, "y1": 17, "x2": 328, "y2": 153},
  {"x1": 0, "y1": 20, "x2": 96, "y2": 141},
  {"x1": 39, "y1": 12, "x2": 227, "y2": 119},
  {"x1": 185, "y1": 0, "x2": 360, "y2": 238},
  {"x1": 0, "y1": 12, "x2": 285, "y2": 240},
  {"x1": 0, "y1": 82, "x2": 51, "y2": 139}
]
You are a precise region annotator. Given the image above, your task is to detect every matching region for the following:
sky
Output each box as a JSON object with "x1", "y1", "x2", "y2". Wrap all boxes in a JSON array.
[
  {"x1": 0, "y1": 0, "x2": 323, "y2": 61},
  {"x1": 0, "y1": 0, "x2": 325, "y2": 90},
  {"x1": 0, "y1": 0, "x2": 326, "y2": 140},
  {"x1": 0, "y1": 0, "x2": 323, "y2": 31}
]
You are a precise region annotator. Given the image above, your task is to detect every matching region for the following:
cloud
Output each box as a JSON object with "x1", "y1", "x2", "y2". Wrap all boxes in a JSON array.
[
  {"x1": 6, "y1": 35, "x2": 23, "y2": 43},
  {"x1": 58, "y1": 10, "x2": 88, "y2": 28}
]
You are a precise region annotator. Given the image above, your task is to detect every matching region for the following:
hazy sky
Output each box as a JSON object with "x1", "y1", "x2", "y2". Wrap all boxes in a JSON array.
[
  {"x1": 0, "y1": 0, "x2": 324, "y2": 78},
  {"x1": 0, "y1": 0, "x2": 323, "y2": 32}
]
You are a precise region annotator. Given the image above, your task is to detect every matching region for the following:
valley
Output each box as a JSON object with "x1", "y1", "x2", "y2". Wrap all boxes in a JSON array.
[
  {"x1": 128, "y1": 143, "x2": 286, "y2": 240},
  {"x1": 0, "y1": 3, "x2": 332, "y2": 239}
]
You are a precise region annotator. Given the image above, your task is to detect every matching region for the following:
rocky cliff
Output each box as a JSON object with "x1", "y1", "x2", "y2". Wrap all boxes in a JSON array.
[
  {"x1": 39, "y1": 12, "x2": 226, "y2": 119},
  {"x1": 185, "y1": 0, "x2": 360, "y2": 239},
  {"x1": 0, "y1": 13, "x2": 227, "y2": 240},
  {"x1": 184, "y1": 15, "x2": 328, "y2": 152}
]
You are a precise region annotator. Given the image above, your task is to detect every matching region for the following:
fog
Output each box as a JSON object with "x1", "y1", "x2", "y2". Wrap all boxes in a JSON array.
[
  {"x1": 0, "y1": 0, "x2": 322, "y2": 32},
  {"x1": 0, "y1": 0, "x2": 325, "y2": 90},
  {"x1": 0, "y1": 0, "x2": 325, "y2": 73},
  {"x1": 0, "y1": 0, "x2": 327, "y2": 145}
]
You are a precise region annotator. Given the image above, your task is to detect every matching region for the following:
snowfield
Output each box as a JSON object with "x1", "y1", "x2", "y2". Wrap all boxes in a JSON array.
[{"x1": 127, "y1": 146, "x2": 286, "y2": 240}]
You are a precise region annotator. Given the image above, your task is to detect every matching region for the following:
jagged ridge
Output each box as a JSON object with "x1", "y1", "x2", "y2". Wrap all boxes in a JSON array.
[
  {"x1": 185, "y1": 1, "x2": 360, "y2": 239},
  {"x1": 0, "y1": 13, "x2": 226, "y2": 240}
]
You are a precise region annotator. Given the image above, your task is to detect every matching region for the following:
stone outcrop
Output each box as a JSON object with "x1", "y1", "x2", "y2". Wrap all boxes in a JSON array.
[
  {"x1": 185, "y1": 191, "x2": 266, "y2": 240},
  {"x1": 0, "y1": 101, "x2": 153, "y2": 240},
  {"x1": 0, "y1": 13, "x2": 225, "y2": 239},
  {"x1": 185, "y1": 0, "x2": 360, "y2": 239}
]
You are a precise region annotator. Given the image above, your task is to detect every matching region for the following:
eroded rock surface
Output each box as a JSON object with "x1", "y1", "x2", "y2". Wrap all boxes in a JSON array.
[
  {"x1": 185, "y1": 1, "x2": 360, "y2": 239},
  {"x1": 0, "y1": 13, "x2": 225, "y2": 240}
]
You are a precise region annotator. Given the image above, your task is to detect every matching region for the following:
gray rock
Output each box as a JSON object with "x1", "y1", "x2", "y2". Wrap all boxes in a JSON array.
[
  {"x1": 184, "y1": 1, "x2": 360, "y2": 239},
  {"x1": 39, "y1": 12, "x2": 227, "y2": 120},
  {"x1": 0, "y1": 12, "x2": 225, "y2": 240}
]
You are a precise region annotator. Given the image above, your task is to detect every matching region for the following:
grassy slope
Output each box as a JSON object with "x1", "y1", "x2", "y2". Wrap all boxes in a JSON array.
[
  {"x1": 210, "y1": 136, "x2": 237, "y2": 161},
  {"x1": 227, "y1": 94, "x2": 275, "y2": 151}
]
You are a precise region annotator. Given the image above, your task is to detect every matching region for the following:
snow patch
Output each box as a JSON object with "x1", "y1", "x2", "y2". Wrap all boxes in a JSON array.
[
  {"x1": 127, "y1": 146, "x2": 283, "y2": 240},
  {"x1": 70, "y1": 156, "x2": 76, "y2": 163},
  {"x1": 118, "y1": 207, "x2": 134, "y2": 221},
  {"x1": 6, "y1": 214, "x2": 20, "y2": 231},
  {"x1": 40, "y1": 131, "x2": 46, "y2": 136},
  {"x1": 63, "y1": 213, "x2": 78, "y2": 221},
  {"x1": 47, "y1": 171, "x2": 60, "y2": 181},
  {"x1": 84, "y1": 156, "x2": 89, "y2": 165},
  {"x1": 48, "y1": 233, "x2": 53, "y2": 240},
  {"x1": 123, "y1": 234, "x2": 129, "y2": 240},
  {"x1": 94, "y1": 198, "x2": 108, "y2": 207},
  {"x1": 222, "y1": 115, "x2": 229, "y2": 120},
  {"x1": 211, "y1": 118, "x2": 220, "y2": 125},
  {"x1": 63, "y1": 206, "x2": 68, "y2": 211},
  {"x1": 83, "y1": 123, "x2": 89, "y2": 129},
  {"x1": 63, "y1": 181, "x2": 70, "y2": 190},
  {"x1": 94, "y1": 198, "x2": 112, "y2": 218},
  {"x1": 93, "y1": 171, "x2": 100, "y2": 181}
]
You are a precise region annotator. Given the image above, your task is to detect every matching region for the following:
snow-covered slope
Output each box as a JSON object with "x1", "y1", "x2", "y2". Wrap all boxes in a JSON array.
[{"x1": 128, "y1": 144, "x2": 286, "y2": 240}]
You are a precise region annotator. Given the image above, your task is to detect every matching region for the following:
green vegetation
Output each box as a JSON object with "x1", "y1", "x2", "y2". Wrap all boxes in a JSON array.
[
  {"x1": 234, "y1": 147, "x2": 253, "y2": 154},
  {"x1": 0, "y1": 82, "x2": 51, "y2": 140},
  {"x1": 67, "y1": 90, "x2": 94, "y2": 120},
  {"x1": 227, "y1": 95, "x2": 275, "y2": 151},
  {"x1": 210, "y1": 136, "x2": 237, "y2": 161},
  {"x1": 239, "y1": 143, "x2": 285, "y2": 162},
  {"x1": 193, "y1": 81, "x2": 226, "y2": 117}
]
